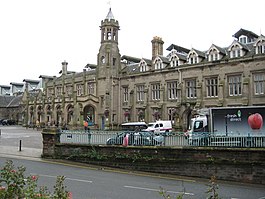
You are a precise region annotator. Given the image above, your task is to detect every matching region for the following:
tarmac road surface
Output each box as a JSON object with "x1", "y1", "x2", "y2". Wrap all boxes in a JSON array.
[{"x1": 0, "y1": 125, "x2": 42, "y2": 158}]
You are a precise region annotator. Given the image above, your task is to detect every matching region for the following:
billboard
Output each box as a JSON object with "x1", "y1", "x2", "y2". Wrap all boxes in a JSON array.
[{"x1": 210, "y1": 106, "x2": 265, "y2": 136}]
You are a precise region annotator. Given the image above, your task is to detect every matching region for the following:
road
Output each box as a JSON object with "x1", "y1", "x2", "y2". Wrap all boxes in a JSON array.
[
  {"x1": 0, "y1": 126, "x2": 265, "y2": 199},
  {"x1": 1, "y1": 157, "x2": 265, "y2": 199}
]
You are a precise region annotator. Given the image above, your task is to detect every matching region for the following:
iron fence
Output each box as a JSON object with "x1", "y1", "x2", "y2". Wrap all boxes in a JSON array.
[{"x1": 59, "y1": 130, "x2": 265, "y2": 148}]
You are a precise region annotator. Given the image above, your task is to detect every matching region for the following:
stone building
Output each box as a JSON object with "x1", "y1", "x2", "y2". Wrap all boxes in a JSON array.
[{"x1": 21, "y1": 8, "x2": 265, "y2": 130}]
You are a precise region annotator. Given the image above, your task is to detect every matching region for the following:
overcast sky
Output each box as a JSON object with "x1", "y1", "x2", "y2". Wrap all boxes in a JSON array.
[{"x1": 0, "y1": 0, "x2": 264, "y2": 85}]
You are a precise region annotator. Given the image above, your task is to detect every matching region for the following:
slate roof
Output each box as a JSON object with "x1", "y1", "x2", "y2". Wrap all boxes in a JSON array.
[
  {"x1": 121, "y1": 55, "x2": 141, "y2": 63},
  {"x1": 166, "y1": 44, "x2": 190, "y2": 54},
  {"x1": 7, "y1": 95, "x2": 22, "y2": 108},
  {"x1": 233, "y1": 28, "x2": 259, "y2": 39},
  {"x1": 0, "y1": 95, "x2": 16, "y2": 108}
]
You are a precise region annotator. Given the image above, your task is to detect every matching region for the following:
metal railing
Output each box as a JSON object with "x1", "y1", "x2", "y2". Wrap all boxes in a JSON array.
[{"x1": 59, "y1": 130, "x2": 265, "y2": 148}]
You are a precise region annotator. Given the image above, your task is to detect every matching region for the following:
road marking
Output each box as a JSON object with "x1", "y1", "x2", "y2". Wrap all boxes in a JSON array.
[
  {"x1": 31, "y1": 173, "x2": 93, "y2": 183},
  {"x1": 124, "y1": 185, "x2": 194, "y2": 196}
]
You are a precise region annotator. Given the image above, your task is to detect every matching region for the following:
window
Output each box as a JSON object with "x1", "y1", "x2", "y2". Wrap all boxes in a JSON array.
[
  {"x1": 170, "y1": 56, "x2": 178, "y2": 67},
  {"x1": 230, "y1": 45, "x2": 241, "y2": 58},
  {"x1": 168, "y1": 108, "x2": 176, "y2": 121},
  {"x1": 66, "y1": 86, "x2": 73, "y2": 96},
  {"x1": 47, "y1": 88, "x2": 53, "y2": 97},
  {"x1": 254, "y1": 73, "x2": 265, "y2": 95},
  {"x1": 123, "y1": 87, "x2": 129, "y2": 102},
  {"x1": 87, "y1": 82, "x2": 95, "y2": 95},
  {"x1": 56, "y1": 86, "x2": 62, "y2": 96},
  {"x1": 167, "y1": 81, "x2": 178, "y2": 100},
  {"x1": 76, "y1": 84, "x2": 83, "y2": 96},
  {"x1": 228, "y1": 75, "x2": 242, "y2": 96},
  {"x1": 186, "y1": 79, "x2": 196, "y2": 98},
  {"x1": 151, "y1": 83, "x2": 160, "y2": 100},
  {"x1": 107, "y1": 28, "x2": 112, "y2": 40},
  {"x1": 256, "y1": 41, "x2": 265, "y2": 54},
  {"x1": 239, "y1": 36, "x2": 247, "y2": 44},
  {"x1": 206, "y1": 77, "x2": 218, "y2": 97},
  {"x1": 189, "y1": 53, "x2": 197, "y2": 64},
  {"x1": 154, "y1": 59, "x2": 163, "y2": 70},
  {"x1": 136, "y1": 85, "x2": 145, "y2": 102},
  {"x1": 208, "y1": 49, "x2": 219, "y2": 62},
  {"x1": 140, "y1": 62, "x2": 147, "y2": 72}
]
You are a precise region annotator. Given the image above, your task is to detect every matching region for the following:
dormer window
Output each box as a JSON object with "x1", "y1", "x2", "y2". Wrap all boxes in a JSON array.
[
  {"x1": 239, "y1": 36, "x2": 247, "y2": 44},
  {"x1": 230, "y1": 45, "x2": 241, "y2": 58},
  {"x1": 208, "y1": 49, "x2": 219, "y2": 61},
  {"x1": 154, "y1": 58, "x2": 163, "y2": 70},
  {"x1": 254, "y1": 38, "x2": 265, "y2": 54},
  {"x1": 189, "y1": 53, "x2": 197, "y2": 64},
  {"x1": 170, "y1": 55, "x2": 178, "y2": 67},
  {"x1": 139, "y1": 60, "x2": 148, "y2": 72},
  {"x1": 187, "y1": 49, "x2": 205, "y2": 64}
]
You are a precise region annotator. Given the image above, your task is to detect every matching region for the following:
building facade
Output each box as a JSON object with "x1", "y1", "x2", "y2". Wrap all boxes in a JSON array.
[{"x1": 21, "y1": 9, "x2": 265, "y2": 130}]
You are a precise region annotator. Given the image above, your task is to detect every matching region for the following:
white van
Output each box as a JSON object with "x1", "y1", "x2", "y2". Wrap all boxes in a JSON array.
[{"x1": 144, "y1": 120, "x2": 172, "y2": 135}]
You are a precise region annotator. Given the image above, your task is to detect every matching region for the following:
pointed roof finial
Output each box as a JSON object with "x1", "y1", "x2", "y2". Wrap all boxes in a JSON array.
[{"x1": 105, "y1": 1, "x2": 114, "y2": 20}]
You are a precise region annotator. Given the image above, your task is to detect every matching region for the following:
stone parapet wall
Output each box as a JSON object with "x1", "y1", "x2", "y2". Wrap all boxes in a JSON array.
[{"x1": 42, "y1": 131, "x2": 265, "y2": 185}]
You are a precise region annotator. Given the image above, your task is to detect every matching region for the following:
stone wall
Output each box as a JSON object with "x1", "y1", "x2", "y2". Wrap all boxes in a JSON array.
[{"x1": 42, "y1": 131, "x2": 265, "y2": 185}]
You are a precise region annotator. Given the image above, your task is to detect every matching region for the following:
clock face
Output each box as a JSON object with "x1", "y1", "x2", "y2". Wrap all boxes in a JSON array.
[{"x1": 101, "y1": 56, "x2": 105, "y2": 64}]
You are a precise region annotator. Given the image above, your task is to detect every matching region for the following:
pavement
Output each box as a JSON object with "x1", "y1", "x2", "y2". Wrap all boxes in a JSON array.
[{"x1": 0, "y1": 126, "x2": 43, "y2": 159}]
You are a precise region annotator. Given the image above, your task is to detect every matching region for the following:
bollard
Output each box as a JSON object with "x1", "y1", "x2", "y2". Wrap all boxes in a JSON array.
[
  {"x1": 19, "y1": 140, "x2": 22, "y2": 151},
  {"x1": 0, "y1": 129, "x2": 1, "y2": 136}
]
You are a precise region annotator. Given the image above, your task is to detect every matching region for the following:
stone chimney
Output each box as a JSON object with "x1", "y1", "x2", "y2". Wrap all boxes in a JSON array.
[
  {"x1": 151, "y1": 36, "x2": 164, "y2": 61},
  {"x1": 62, "y1": 61, "x2": 68, "y2": 75}
]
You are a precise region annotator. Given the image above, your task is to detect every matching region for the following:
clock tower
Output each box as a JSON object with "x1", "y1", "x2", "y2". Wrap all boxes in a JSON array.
[{"x1": 96, "y1": 8, "x2": 121, "y2": 128}]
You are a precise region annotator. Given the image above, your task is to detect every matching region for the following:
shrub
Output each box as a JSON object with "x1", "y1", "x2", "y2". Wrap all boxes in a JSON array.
[{"x1": 0, "y1": 160, "x2": 71, "y2": 199}]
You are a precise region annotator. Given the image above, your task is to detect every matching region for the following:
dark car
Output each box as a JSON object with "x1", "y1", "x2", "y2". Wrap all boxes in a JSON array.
[
  {"x1": 106, "y1": 131, "x2": 164, "y2": 146},
  {"x1": 106, "y1": 132, "x2": 135, "y2": 145},
  {"x1": 133, "y1": 131, "x2": 164, "y2": 146},
  {"x1": 1, "y1": 119, "x2": 16, "y2": 125}
]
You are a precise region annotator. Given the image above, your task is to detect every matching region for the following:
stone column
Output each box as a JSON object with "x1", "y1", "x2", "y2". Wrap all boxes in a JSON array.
[{"x1": 42, "y1": 128, "x2": 60, "y2": 158}]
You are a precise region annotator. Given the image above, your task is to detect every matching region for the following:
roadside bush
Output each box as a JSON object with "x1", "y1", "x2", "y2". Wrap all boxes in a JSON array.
[{"x1": 0, "y1": 160, "x2": 71, "y2": 199}]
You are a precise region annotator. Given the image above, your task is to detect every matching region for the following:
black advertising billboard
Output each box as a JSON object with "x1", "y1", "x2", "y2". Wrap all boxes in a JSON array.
[{"x1": 210, "y1": 106, "x2": 265, "y2": 136}]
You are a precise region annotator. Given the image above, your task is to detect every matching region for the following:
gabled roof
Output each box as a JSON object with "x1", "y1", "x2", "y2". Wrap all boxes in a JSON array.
[
  {"x1": 140, "y1": 58, "x2": 152, "y2": 66},
  {"x1": 207, "y1": 44, "x2": 226, "y2": 55},
  {"x1": 254, "y1": 35, "x2": 265, "y2": 46},
  {"x1": 157, "y1": 55, "x2": 170, "y2": 64},
  {"x1": 168, "y1": 50, "x2": 187, "y2": 61},
  {"x1": 188, "y1": 48, "x2": 206, "y2": 58},
  {"x1": 228, "y1": 40, "x2": 250, "y2": 51}
]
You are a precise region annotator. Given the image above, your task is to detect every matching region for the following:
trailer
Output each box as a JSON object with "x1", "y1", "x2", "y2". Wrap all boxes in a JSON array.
[{"x1": 187, "y1": 106, "x2": 265, "y2": 147}]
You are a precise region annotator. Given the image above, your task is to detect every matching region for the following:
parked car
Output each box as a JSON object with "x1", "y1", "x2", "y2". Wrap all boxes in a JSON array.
[
  {"x1": 106, "y1": 132, "x2": 135, "y2": 145},
  {"x1": 106, "y1": 131, "x2": 164, "y2": 146},
  {"x1": 133, "y1": 131, "x2": 164, "y2": 146},
  {"x1": 1, "y1": 119, "x2": 16, "y2": 125}
]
